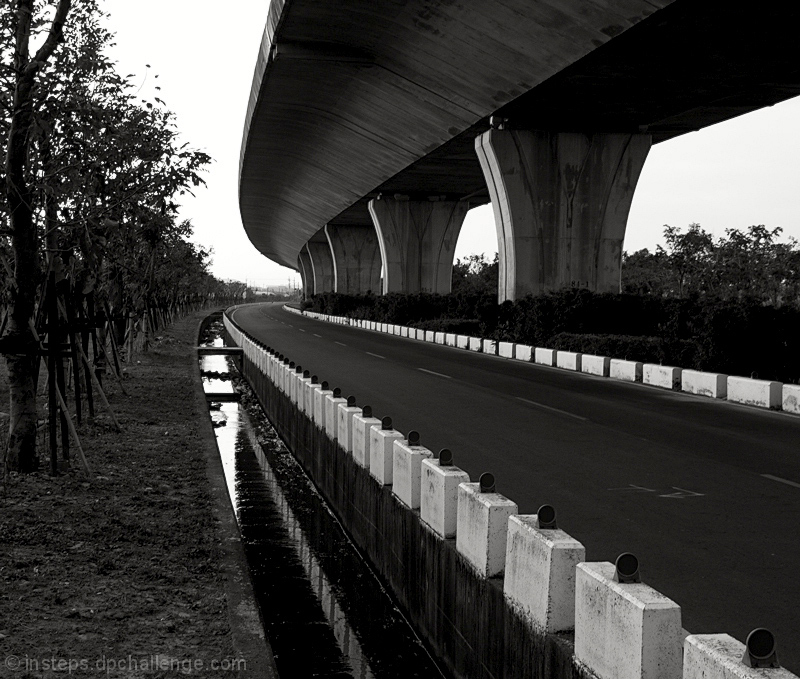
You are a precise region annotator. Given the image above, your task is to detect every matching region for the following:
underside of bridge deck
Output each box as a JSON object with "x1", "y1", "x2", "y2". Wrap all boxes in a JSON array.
[{"x1": 240, "y1": 0, "x2": 800, "y2": 297}]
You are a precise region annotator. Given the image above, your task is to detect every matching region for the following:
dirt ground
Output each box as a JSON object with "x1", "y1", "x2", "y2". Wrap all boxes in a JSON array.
[{"x1": 0, "y1": 312, "x2": 243, "y2": 678}]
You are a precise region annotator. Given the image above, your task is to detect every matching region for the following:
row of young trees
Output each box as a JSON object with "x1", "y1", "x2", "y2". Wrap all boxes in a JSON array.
[
  {"x1": 623, "y1": 224, "x2": 800, "y2": 305},
  {"x1": 1, "y1": 1, "x2": 234, "y2": 472}
]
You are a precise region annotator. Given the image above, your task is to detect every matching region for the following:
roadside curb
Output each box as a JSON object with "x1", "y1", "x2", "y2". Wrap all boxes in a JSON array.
[{"x1": 193, "y1": 312, "x2": 279, "y2": 679}]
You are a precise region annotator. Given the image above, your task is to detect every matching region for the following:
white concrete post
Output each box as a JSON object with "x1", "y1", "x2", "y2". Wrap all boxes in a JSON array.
[
  {"x1": 681, "y1": 370, "x2": 727, "y2": 398},
  {"x1": 727, "y1": 376, "x2": 782, "y2": 409},
  {"x1": 352, "y1": 409, "x2": 381, "y2": 468},
  {"x1": 643, "y1": 364, "x2": 682, "y2": 390},
  {"x1": 325, "y1": 393, "x2": 346, "y2": 441},
  {"x1": 534, "y1": 348, "x2": 556, "y2": 366},
  {"x1": 515, "y1": 345, "x2": 533, "y2": 362},
  {"x1": 300, "y1": 376, "x2": 313, "y2": 415},
  {"x1": 299, "y1": 374, "x2": 313, "y2": 414},
  {"x1": 314, "y1": 386, "x2": 333, "y2": 429},
  {"x1": 610, "y1": 359, "x2": 643, "y2": 382},
  {"x1": 337, "y1": 400, "x2": 361, "y2": 454},
  {"x1": 556, "y1": 351, "x2": 582, "y2": 371},
  {"x1": 575, "y1": 562, "x2": 682, "y2": 679},
  {"x1": 503, "y1": 514, "x2": 585, "y2": 632},
  {"x1": 392, "y1": 435, "x2": 433, "y2": 509},
  {"x1": 455, "y1": 482, "x2": 518, "y2": 577},
  {"x1": 783, "y1": 384, "x2": 800, "y2": 414},
  {"x1": 498, "y1": 341, "x2": 515, "y2": 358},
  {"x1": 369, "y1": 422, "x2": 404, "y2": 485},
  {"x1": 581, "y1": 354, "x2": 610, "y2": 377},
  {"x1": 683, "y1": 634, "x2": 796, "y2": 679},
  {"x1": 420, "y1": 458, "x2": 470, "y2": 538}
]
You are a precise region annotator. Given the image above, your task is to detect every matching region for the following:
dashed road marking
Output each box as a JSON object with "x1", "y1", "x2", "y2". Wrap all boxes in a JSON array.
[
  {"x1": 762, "y1": 474, "x2": 800, "y2": 489},
  {"x1": 313, "y1": 334, "x2": 322, "y2": 338},
  {"x1": 334, "y1": 341, "x2": 347, "y2": 347},
  {"x1": 418, "y1": 368, "x2": 451, "y2": 379},
  {"x1": 516, "y1": 397, "x2": 587, "y2": 422},
  {"x1": 366, "y1": 352, "x2": 385, "y2": 359},
  {"x1": 298, "y1": 328, "x2": 306, "y2": 332}
]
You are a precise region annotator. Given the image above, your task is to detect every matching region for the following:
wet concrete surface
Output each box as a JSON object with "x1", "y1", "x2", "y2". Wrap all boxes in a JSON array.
[{"x1": 200, "y1": 323, "x2": 445, "y2": 678}]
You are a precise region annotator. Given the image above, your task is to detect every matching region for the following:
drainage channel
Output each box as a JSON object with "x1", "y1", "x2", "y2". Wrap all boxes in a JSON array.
[{"x1": 200, "y1": 321, "x2": 446, "y2": 679}]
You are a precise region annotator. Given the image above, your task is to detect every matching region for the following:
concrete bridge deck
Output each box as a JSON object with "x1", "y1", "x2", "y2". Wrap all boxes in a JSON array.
[{"x1": 240, "y1": 0, "x2": 800, "y2": 299}]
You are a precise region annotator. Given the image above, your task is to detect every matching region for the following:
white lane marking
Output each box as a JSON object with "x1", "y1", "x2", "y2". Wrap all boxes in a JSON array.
[
  {"x1": 335, "y1": 341, "x2": 347, "y2": 347},
  {"x1": 418, "y1": 368, "x2": 451, "y2": 379},
  {"x1": 298, "y1": 328, "x2": 306, "y2": 332},
  {"x1": 313, "y1": 334, "x2": 322, "y2": 338},
  {"x1": 516, "y1": 397, "x2": 587, "y2": 422},
  {"x1": 366, "y1": 352, "x2": 385, "y2": 359},
  {"x1": 762, "y1": 474, "x2": 800, "y2": 489}
]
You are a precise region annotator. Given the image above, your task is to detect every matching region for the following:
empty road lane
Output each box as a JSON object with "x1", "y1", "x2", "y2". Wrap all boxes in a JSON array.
[{"x1": 231, "y1": 303, "x2": 800, "y2": 671}]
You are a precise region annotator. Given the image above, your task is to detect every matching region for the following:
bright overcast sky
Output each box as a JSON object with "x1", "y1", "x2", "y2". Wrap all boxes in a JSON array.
[{"x1": 102, "y1": 1, "x2": 800, "y2": 287}]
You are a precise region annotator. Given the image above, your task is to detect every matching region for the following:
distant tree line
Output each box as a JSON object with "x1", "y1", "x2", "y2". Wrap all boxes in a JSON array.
[{"x1": 623, "y1": 224, "x2": 800, "y2": 305}]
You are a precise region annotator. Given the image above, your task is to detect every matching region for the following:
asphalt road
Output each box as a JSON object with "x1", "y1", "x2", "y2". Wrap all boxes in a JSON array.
[{"x1": 231, "y1": 302, "x2": 800, "y2": 670}]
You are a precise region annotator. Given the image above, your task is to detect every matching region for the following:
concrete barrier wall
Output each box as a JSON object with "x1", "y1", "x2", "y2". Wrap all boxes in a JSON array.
[{"x1": 225, "y1": 312, "x2": 798, "y2": 679}]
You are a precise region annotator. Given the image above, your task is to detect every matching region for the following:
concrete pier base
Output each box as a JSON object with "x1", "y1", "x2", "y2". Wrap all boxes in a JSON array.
[
  {"x1": 475, "y1": 128, "x2": 650, "y2": 302},
  {"x1": 369, "y1": 195, "x2": 468, "y2": 294}
]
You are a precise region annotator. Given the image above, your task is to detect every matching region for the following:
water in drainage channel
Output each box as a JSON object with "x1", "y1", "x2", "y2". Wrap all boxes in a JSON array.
[{"x1": 201, "y1": 356, "x2": 446, "y2": 678}]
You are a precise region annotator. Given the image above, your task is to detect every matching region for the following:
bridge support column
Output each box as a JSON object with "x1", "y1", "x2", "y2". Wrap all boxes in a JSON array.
[
  {"x1": 475, "y1": 129, "x2": 651, "y2": 302},
  {"x1": 297, "y1": 250, "x2": 313, "y2": 299},
  {"x1": 368, "y1": 195, "x2": 468, "y2": 294},
  {"x1": 324, "y1": 224, "x2": 382, "y2": 294},
  {"x1": 305, "y1": 239, "x2": 335, "y2": 294}
]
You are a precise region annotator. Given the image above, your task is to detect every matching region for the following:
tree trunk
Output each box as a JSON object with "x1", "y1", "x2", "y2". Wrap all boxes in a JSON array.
[{"x1": 3, "y1": 0, "x2": 72, "y2": 472}]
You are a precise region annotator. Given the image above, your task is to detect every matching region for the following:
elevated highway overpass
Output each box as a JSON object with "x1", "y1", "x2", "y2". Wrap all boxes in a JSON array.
[{"x1": 239, "y1": 1, "x2": 800, "y2": 300}]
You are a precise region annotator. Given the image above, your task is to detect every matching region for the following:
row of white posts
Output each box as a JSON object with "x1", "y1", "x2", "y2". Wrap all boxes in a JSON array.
[
  {"x1": 224, "y1": 313, "x2": 794, "y2": 679},
  {"x1": 292, "y1": 307, "x2": 800, "y2": 415}
]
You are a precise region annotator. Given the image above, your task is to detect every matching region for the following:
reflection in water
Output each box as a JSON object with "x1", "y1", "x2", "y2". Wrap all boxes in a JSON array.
[
  {"x1": 208, "y1": 395, "x2": 442, "y2": 678},
  {"x1": 246, "y1": 421, "x2": 377, "y2": 679},
  {"x1": 200, "y1": 355, "x2": 234, "y2": 394}
]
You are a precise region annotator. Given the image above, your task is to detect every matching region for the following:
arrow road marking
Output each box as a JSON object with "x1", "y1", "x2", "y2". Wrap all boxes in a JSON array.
[
  {"x1": 659, "y1": 487, "x2": 705, "y2": 499},
  {"x1": 608, "y1": 484, "x2": 656, "y2": 492},
  {"x1": 607, "y1": 484, "x2": 704, "y2": 498},
  {"x1": 762, "y1": 474, "x2": 800, "y2": 489}
]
